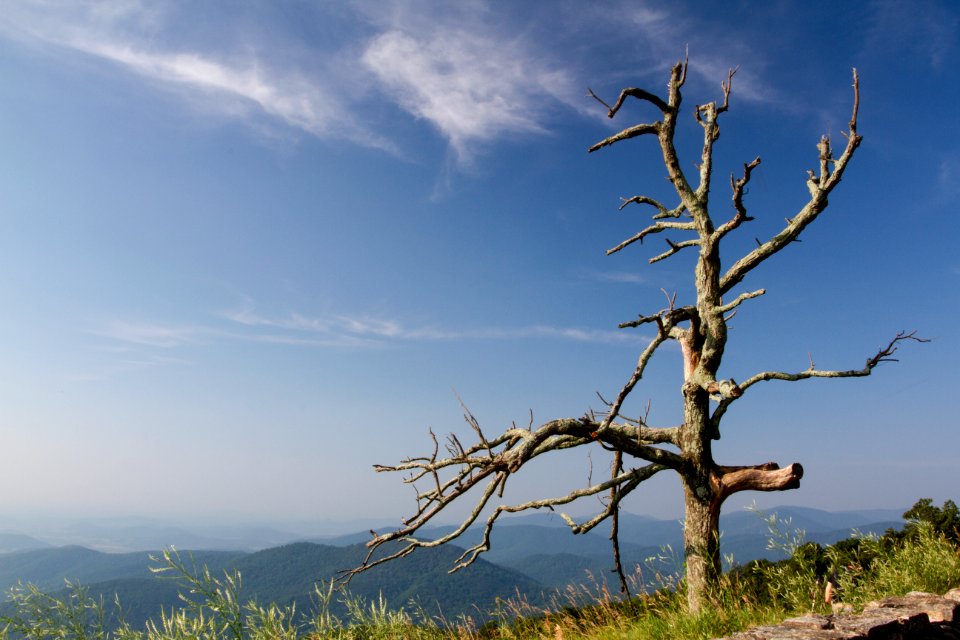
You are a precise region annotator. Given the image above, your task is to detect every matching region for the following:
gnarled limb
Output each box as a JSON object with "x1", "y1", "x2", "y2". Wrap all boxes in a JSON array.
[
  {"x1": 714, "y1": 157, "x2": 761, "y2": 241},
  {"x1": 618, "y1": 303, "x2": 696, "y2": 330},
  {"x1": 609, "y1": 450, "x2": 629, "y2": 595},
  {"x1": 704, "y1": 379, "x2": 742, "y2": 399},
  {"x1": 710, "y1": 331, "x2": 928, "y2": 434},
  {"x1": 590, "y1": 59, "x2": 698, "y2": 208},
  {"x1": 650, "y1": 237, "x2": 699, "y2": 263},
  {"x1": 720, "y1": 70, "x2": 862, "y2": 296},
  {"x1": 341, "y1": 411, "x2": 682, "y2": 583},
  {"x1": 735, "y1": 330, "x2": 926, "y2": 391},
  {"x1": 713, "y1": 462, "x2": 804, "y2": 503},
  {"x1": 589, "y1": 123, "x2": 660, "y2": 153},
  {"x1": 718, "y1": 288, "x2": 765, "y2": 314},
  {"x1": 607, "y1": 219, "x2": 696, "y2": 256},
  {"x1": 694, "y1": 67, "x2": 737, "y2": 203},
  {"x1": 450, "y1": 462, "x2": 666, "y2": 571},
  {"x1": 597, "y1": 295, "x2": 698, "y2": 435},
  {"x1": 618, "y1": 195, "x2": 686, "y2": 220},
  {"x1": 588, "y1": 86, "x2": 672, "y2": 117}
]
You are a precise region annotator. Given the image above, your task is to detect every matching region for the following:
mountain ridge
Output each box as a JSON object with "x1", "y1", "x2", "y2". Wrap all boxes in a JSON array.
[{"x1": 0, "y1": 505, "x2": 907, "y2": 625}]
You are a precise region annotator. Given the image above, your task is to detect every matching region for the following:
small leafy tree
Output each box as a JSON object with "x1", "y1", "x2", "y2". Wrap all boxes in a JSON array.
[
  {"x1": 347, "y1": 55, "x2": 923, "y2": 612},
  {"x1": 899, "y1": 498, "x2": 960, "y2": 543}
]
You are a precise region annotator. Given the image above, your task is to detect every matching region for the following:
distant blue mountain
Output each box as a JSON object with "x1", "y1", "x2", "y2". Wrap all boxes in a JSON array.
[
  {"x1": 0, "y1": 546, "x2": 243, "y2": 593},
  {"x1": 0, "y1": 541, "x2": 544, "y2": 628},
  {"x1": 0, "y1": 504, "x2": 907, "y2": 627},
  {"x1": 306, "y1": 505, "x2": 905, "y2": 591},
  {"x1": 0, "y1": 532, "x2": 51, "y2": 554}
]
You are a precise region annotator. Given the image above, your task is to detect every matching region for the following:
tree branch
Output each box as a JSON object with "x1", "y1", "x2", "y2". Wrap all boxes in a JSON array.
[
  {"x1": 720, "y1": 70, "x2": 862, "y2": 296},
  {"x1": 715, "y1": 157, "x2": 761, "y2": 240},
  {"x1": 346, "y1": 456, "x2": 670, "y2": 581},
  {"x1": 709, "y1": 331, "x2": 927, "y2": 435},
  {"x1": 717, "y1": 289, "x2": 765, "y2": 314},
  {"x1": 618, "y1": 304, "x2": 695, "y2": 330},
  {"x1": 650, "y1": 238, "x2": 699, "y2": 263},
  {"x1": 588, "y1": 86, "x2": 672, "y2": 118},
  {"x1": 618, "y1": 195, "x2": 687, "y2": 220},
  {"x1": 738, "y1": 330, "x2": 927, "y2": 390},
  {"x1": 598, "y1": 316, "x2": 675, "y2": 435},
  {"x1": 455, "y1": 461, "x2": 667, "y2": 571},
  {"x1": 610, "y1": 451, "x2": 629, "y2": 595},
  {"x1": 660, "y1": 60, "x2": 697, "y2": 209},
  {"x1": 703, "y1": 378, "x2": 743, "y2": 399},
  {"x1": 343, "y1": 410, "x2": 683, "y2": 583},
  {"x1": 589, "y1": 123, "x2": 660, "y2": 153},
  {"x1": 714, "y1": 462, "x2": 803, "y2": 502},
  {"x1": 606, "y1": 219, "x2": 697, "y2": 256},
  {"x1": 564, "y1": 463, "x2": 667, "y2": 535},
  {"x1": 694, "y1": 67, "x2": 738, "y2": 203}
]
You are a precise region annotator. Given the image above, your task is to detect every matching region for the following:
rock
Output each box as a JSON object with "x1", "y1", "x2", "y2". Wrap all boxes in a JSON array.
[
  {"x1": 713, "y1": 587, "x2": 960, "y2": 640},
  {"x1": 782, "y1": 615, "x2": 833, "y2": 630},
  {"x1": 832, "y1": 606, "x2": 930, "y2": 637},
  {"x1": 719, "y1": 626, "x2": 855, "y2": 639},
  {"x1": 865, "y1": 592, "x2": 960, "y2": 624}
]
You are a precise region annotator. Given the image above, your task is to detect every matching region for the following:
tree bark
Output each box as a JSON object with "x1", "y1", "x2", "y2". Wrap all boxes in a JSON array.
[
  {"x1": 682, "y1": 473, "x2": 721, "y2": 612},
  {"x1": 679, "y1": 379, "x2": 721, "y2": 611}
]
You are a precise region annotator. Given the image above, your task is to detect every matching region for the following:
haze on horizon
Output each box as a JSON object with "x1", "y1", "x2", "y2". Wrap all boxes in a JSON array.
[{"x1": 0, "y1": 1, "x2": 957, "y2": 530}]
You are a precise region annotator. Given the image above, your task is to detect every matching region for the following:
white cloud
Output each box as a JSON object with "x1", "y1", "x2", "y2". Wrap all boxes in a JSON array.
[
  {"x1": 0, "y1": 1, "x2": 394, "y2": 151},
  {"x1": 102, "y1": 298, "x2": 640, "y2": 352},
  {"x1": 0, "y1": 1, "x2": 784, "y2": 167},
  {"x1": 98, "y1": 321, "x2": 199, "y2": 348},
  {"x1": 595, "y1": 271, "x2": 647, "y2": 285},
  {"x1": 0, "y1": 1, "x2": 771, "y2": 166},
  {"x1": 1, "y1": 0, "x2": 587, "y2": 162},
  {"x1": 89, "y1": 304, "x2": 646, "y2": 384},
  {"x1": 93, "y1": 46, "x2": 324, "y2": 125},
  {"x1": 220, "y1": 303, "x2": 641, "y2": 346},
  {"x1": 361, "y1": 27, "x2": 574, "y2": 164}
]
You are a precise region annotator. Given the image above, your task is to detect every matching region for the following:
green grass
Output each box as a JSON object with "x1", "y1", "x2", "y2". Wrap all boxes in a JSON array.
[{"x1": 2, "y1": 500, "x2": 958, "y2": 640}]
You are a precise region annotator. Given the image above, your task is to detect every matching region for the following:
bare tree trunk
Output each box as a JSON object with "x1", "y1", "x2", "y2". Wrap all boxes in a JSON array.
[
  {"x1": 682, "y1": 474, "x2": 721, "y2": 612},
  {"x1": 680, "y1": 380, "x2": 721, "y2": 611}
]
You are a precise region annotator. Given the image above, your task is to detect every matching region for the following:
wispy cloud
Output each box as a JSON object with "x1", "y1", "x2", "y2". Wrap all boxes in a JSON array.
[
  {"x1": 97, "y1": 320, "x2": 200, "y2": 348},
  {"x1": 0, "y1": 1, "x2": 790, "y2": 167},
  {"x1": 0, "y1": 1, "x2": 592, "y2": 164},
  {"x1": 359, "y1": 11, "x2": 576, "y2": 164},
  {"x1": 937, "y1": 155, "x2": 960, "y2": 198},
  {"x1": 0, "y1": 1, "x2": 392, "y2": 151},
  {"x1": 577, "y1": 1, "x2": 776, "y2": 106},
  {"x1": 595, "y1": 271, "x2": 647, "y2": 285},
  {"x1": 94, "y1": 298, "x2": 642, "y2": 355},
  {"x1": 862, "y1": 0, "x2": 959, "y2": 68},
  {"x1": 80, "y1": 42, "x2": 391, "y2": 149},
  {"x1": 222, "y1": 303, "x2": 641, "y2": 346}
]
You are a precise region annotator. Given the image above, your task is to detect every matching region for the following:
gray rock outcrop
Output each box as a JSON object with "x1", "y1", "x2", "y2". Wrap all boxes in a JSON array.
[{"x1": 717, "y1": 588, "x2": 960, "y2": 639}]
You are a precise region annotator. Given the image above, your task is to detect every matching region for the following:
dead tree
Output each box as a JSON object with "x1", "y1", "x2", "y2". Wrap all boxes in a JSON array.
[{"x1": 345, "y1": 56, "x2": 924, "y2": 613}]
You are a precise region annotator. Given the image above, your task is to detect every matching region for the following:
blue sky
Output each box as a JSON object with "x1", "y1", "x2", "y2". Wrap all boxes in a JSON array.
[{"x1": 0, "y1": 0, "x2": 957, "y2": 529}]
